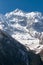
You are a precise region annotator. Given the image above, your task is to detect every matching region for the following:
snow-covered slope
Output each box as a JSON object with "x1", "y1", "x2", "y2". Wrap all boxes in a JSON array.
[{"x1": 0, "y1": 9, "x2": 43, "y2": 54}]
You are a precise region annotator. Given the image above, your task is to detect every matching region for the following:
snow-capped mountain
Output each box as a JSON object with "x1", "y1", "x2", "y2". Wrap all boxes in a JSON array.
[{"x1": 0, "y1": 9, "x2": 43, "y2": 54}]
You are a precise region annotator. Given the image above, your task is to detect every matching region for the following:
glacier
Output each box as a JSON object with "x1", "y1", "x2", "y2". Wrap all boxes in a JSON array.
[{"x1": 0, "y1": 9, "x2": 43, "y2": 61}]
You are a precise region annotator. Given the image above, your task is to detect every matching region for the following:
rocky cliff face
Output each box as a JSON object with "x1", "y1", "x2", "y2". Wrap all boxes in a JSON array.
[{"x1": 0, "y1": 30, "x2": 43, "y2": 65}]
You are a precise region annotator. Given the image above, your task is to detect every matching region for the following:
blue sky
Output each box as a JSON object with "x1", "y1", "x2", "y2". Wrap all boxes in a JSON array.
[{"x1": 0, "y1": 0, "x2": 43, "y2": 14}]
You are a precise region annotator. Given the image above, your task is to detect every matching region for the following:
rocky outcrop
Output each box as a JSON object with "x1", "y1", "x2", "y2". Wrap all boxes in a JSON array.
[{"x1": 0, "y1": 30, "x2": 43, "y2": 65}]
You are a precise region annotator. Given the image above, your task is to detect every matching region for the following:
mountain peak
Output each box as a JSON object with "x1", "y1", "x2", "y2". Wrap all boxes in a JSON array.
[
  {"x1": 0, "y1": 9, "x2": 43, "y2": 62},
  {"x1": 5, "y1": 9, "x2": 24, "y2": 18},
  {"x1": 14, "y1": 8, "x2": 21, "y2": 12}
]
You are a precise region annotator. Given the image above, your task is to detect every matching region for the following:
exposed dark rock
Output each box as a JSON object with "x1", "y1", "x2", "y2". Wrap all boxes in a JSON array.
[{"x1": 0, "y1": 30, "x2": 43, "y2": 65}]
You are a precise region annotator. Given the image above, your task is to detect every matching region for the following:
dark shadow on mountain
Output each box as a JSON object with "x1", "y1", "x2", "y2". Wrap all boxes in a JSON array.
[
  {"x1": 0, "y1": 30, "x2": 43, "y2": 65},
  {"x1": 32, "y1": 22, "x2": 43, "y2": 32}
]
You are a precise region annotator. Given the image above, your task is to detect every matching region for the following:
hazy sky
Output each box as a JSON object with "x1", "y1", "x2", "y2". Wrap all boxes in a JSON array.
[{"x1": 0, "y1": 0, "x2": 43, "y2": 14}]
